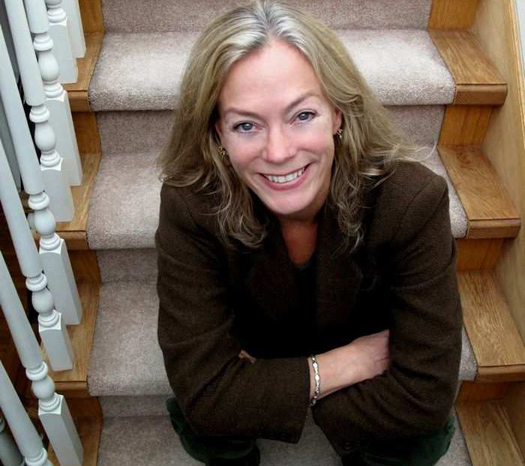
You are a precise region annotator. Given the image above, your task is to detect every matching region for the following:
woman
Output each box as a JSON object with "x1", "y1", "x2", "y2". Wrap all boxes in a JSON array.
[{"x1": 156, "y1": 1, "x2": 461, "y2": 465}]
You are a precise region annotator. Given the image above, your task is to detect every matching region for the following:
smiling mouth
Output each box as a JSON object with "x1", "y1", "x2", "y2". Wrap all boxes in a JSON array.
[{"x1": 262, "y1": 165, "x2": 307, "y2": 184}]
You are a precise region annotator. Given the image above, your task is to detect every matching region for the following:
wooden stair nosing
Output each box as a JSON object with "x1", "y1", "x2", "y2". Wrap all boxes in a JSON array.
[
  {"x1": 429, "y1": 30, "x2": 507, "y2": 106},
  {"x1": 36, "y1": 151, "x2": 102, "y2": 251},
  {"x1": 42, "y1": 281, "x2": 99, "y2": 395},
  {"x1": 64, "y1": 33, "x2": 104, "y2": 113},
  {"x1": 438, "y1": 145, "x2": 521, "y2": 240}
]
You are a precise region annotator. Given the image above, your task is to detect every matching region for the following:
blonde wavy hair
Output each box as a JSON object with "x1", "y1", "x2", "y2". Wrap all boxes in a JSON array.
[{"x1": 158, "y1": 0, "x2": 420, "y2": 250}]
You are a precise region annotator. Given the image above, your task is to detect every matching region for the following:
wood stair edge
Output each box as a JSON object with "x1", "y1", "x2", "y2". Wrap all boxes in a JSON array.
[
  {"x1": 429, "y1": 30, "x2": 507, "y2": 106},
  {"x1": 438, "y1": 145, "x2": 521, "y2": 240},
  {"x1": 458, "y1": 270, "x2": 525, "y2": 383},
  {"x1": 42, "y1": 281, "x2": 99, "y2": 396},
  {"x1": 64, "y1": 33, "x2": 104, "y2": 113},
  {"x1": 456, "y1": 399, "x2": 524, "y2": 466}
]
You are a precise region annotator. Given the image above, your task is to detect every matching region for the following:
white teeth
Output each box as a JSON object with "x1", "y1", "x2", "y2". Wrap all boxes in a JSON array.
[{"x1": 265, "y1": 167, "x2": 305, "y2": 184}]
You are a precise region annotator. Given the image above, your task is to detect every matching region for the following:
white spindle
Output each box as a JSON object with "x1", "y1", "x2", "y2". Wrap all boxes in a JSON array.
[
  {"x1": 62, "y1": 0, "x2": 85, "y2": 58},
  {"x1": 42, "y1": 0, "x2": 77, "y2": 83},
  {"x1": 0, "y1": 138, "x2": 74, "y2": 371},
  {"x1": 0, "y1": 253, "x2": 84, "y2": 466},
  {"x1": 0, "y1": 413, "x2": 24, "y2": 466},
  {"x1": 0, "y1": 26, "x2": 83, "y2": 325},
  {"x1": 25, "y1": 0, "x2": 83, "y2": 186},
  {"x1": 0, "y1": 98, "x2": 21, "y2": 191},
  {"x1": 4, "y1": 0, "x2": 74, "y2": 221},
  {"x1": 0, "y1": 362, "x2": 54, "y2": 466}
]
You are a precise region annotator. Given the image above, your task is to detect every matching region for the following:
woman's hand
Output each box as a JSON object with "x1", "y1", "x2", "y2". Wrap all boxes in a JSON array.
[{"x1": 345, "y1": 329, "x2": 390, "y2": 383}]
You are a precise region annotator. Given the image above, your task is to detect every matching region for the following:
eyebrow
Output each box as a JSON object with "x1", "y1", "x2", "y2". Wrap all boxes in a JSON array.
[{"x1": 222, "y1": 91, "x2": 320, "y2": 119}]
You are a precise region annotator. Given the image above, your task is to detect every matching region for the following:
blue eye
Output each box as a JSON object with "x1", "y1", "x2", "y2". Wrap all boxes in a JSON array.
[
  {"x1": 296, "y1": 111, "x2": 315, "y2": 122},
  {"x1": 235, "y1": 122, "x2": 254, "y2": 132}
]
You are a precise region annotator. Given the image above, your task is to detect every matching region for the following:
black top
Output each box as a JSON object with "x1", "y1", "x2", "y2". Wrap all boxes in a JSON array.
[{"x1": 292, "y1": 254, "x2": 318, "y2": 354}]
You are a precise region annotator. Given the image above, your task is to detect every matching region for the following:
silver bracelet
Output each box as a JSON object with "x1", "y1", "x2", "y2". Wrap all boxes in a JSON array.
[{"x1": 309, "y1": 354, "x2": 321, "y2": 407}]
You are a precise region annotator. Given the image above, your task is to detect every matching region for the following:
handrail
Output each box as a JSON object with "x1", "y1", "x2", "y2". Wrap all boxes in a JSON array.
[
  {"x1": 0, "y1": 25, "x2": 83, "y2": 325},
  {"x1": 0, "y1": 252, "x2": 83, "y2": 466},
  {"x1": 4, "y1": 0, "x2": 74, "y2": 222}
]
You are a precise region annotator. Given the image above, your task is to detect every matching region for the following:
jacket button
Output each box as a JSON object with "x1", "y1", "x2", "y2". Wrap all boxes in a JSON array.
[{"x1": 343, "y1": 441, "x2": 361, "y2": 451}]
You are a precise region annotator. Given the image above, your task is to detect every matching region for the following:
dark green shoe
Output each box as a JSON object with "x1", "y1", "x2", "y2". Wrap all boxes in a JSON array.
[{"x1": 206, "y1": 444, "x2": 261, "y2": 466}]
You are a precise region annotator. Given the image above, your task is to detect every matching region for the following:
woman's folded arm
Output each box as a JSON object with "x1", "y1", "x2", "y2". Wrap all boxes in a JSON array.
[
  {"x1": 156, "y1": 184, "x2": 311, "y2": 443},
  {"x1": 311, "y1": 176, "x2": 463, "y2": 455}
]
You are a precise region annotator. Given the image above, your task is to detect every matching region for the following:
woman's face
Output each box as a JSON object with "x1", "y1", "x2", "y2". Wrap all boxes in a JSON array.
[{"x1": 215, "y1": 39, "x2": 342, "y2": 223}]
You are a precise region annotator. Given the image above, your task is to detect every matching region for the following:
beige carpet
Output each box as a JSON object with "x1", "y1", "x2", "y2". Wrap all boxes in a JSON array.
[
  {"x1": 96, "y1": 410, "x2": 471, "y2": 466},
  {"x1": 101, "y1": 0, "x2": 433, "y2": 33},
  {"x1": 88, "y1": 29, "x2": 454, "y2": 111}
]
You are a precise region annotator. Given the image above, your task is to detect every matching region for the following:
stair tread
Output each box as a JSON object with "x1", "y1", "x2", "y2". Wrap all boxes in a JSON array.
[
  {"x1": 87, "y1": 280, "x2": 476, "y2": 398},
  {"x1": 458, "y1": 270, "x2": 525, "y2": 382},
  {"x1": 86, "y1": 150, "x2": 467, "y2": 251},
  {"x1": 88, "y1": 29, "x2": 455, "y2": 112},
  {"x1": 96, "y1": 410, "x2": 471, "y2": 466},
  {"x1": 102, "y1": 0, "x2": 433, "y2": 34}
]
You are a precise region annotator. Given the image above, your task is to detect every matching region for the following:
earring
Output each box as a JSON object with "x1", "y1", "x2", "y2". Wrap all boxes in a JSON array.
[
  {"x1": 218, "y1": 145, "x2": 229, "y2": 157},
  {"x1": 336, "y1": 128, "x2": 343, "y2": 140}
]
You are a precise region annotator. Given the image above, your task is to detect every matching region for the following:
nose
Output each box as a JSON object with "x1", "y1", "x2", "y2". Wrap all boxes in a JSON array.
[{"x1": 262, "y1": 125, "x2": 296, "y2": 164}]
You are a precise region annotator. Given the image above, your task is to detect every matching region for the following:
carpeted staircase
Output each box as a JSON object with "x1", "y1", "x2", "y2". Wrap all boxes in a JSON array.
[{"x1": 61, "y1": 0, "x2": 515, "y2": 464}]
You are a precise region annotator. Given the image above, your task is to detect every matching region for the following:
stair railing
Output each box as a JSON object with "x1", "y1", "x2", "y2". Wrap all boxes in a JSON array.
[
  {"x1": 44, "y1": 0, "x2": 77, "y2": 83},
  {"x1": 25, "y1": 0, "x2": 83, "y2": 186},
  {"x1": 0, "y1": 411, "x2": 24, "y2": 466},
  {"x1": 3, "y1": 0, "x2": 74, "y2": 222},
  {"x1": 0, "y1": 252, "x2": 83, "y2": 466},
  {"x1": 0, "y1": 136, "x2": 74, "y2": 371},
  {"x1": 0, "y1": 26, "x2": 83, "y2": 326},
  {"x1": 61, "y1": 0, "x2": 85, "y2": 59},
  {"x1": 0, "y1": 361, "x2": 54, "y2": 466}
]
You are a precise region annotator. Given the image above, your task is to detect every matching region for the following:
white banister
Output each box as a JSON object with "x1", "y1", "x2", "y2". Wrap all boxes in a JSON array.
[
  {"x1": 0, "y1": 138, "x2": 74, "y2": 371},
  {"x1": 0, "y1": 253, "x2": 84, "y2": 466},
  {"x1": 0, "y1": 98, "x2": 21, "y2": 191},
  {"x1": 4, "y1": 0, "x2": 74, "y2": 222},
  {"x1": 62, "y1": 0, "x2": 86, "y2": 58},
  {"x1": 0, "y1": 362, "x2": 54, "y2": 466},
  {"x1": 0, "y1": 412, "x2": 24, "y2": 466},
  {"x1": 0, "y1": 26, "x2": 83, "y2": 325},
  {"x1": 43, "y1": 0, "x2": 77, "y2": 83},
  {"x1": 24, "y1": 0, "x2": 83, "y2": 186}
]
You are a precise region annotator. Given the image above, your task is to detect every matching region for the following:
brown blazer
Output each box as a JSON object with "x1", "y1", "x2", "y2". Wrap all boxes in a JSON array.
[{"x1": 156, "y1": 161, "x2": 462, "y2": 457}]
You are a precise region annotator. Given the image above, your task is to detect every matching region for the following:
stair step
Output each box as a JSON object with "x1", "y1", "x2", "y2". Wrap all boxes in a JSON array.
[
  {"x1": 86, "y1": 149, "x2": 467, "y2": 251},
  {"x1": 96, "y1": 106, "x2": 446, "y2": 157},
  {"x1": 87, "y1": 280, "x2": 476, "y2": 399},
  {"x1": 64, "y1": 33, "x2": 104, "y2": 112},
  {"x1": 430, "y1": 30, "x2": 506, "y2": 106},
  {"x1": 456, "y1": 399, "x2": 524, "y2": 466},
  {"x1": 101, "y1": 0, "x2": 433, "y2": 34},
  {"x1": 88, "y1": 29, "x2": 454, "y2": 112},
  {"x1": 97, "y1": 411, "x2": 470, "y2": 466},
  {"x1": 458, "y1": 271, "x2": 525, "y2": 382},
  {"x1": 439, "y1": 146, "x2": 520, "y2": 239}
]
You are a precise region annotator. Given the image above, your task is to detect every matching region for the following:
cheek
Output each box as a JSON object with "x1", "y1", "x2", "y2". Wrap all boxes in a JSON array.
[
  {"x1": 227, "y1": 144, "x2": 259, "y2": 179},
  {"x1": 299, "y1": 126, "x2": 335, "y2": 157}
]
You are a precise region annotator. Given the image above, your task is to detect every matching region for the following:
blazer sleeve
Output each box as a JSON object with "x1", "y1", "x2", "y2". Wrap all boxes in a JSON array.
[
  {"x1": 311, "y1": 175, "x2": 462, "y2": 456},
  {"x1": 156, "y1": 184, "x2": 311, "y2": 442}
]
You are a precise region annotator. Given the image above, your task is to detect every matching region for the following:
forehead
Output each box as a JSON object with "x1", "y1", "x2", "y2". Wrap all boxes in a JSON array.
[{"x1": 218, "y1": 39, "x2": 324, "y2": 111}]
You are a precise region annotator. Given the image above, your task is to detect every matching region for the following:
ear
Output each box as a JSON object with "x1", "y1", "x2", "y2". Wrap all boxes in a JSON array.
[{"x1": 332, "y1": 107, "x2": 342, "y2": 134}]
